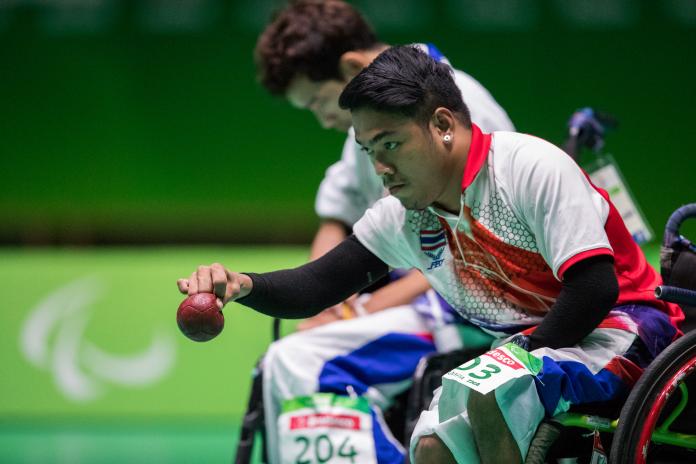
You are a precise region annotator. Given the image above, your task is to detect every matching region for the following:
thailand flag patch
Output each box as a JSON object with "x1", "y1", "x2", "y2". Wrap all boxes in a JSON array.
[
  {"x1": 420, "y1": 229, "x2": 446, "y2": 251},
  {"x1": 420, "y1": 229, "x2": 446, "y2": 269}
]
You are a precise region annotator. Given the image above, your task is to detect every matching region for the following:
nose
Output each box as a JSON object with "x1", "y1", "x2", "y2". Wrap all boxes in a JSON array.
[
  {"x1": 374, "y1": 159, "x2": 394, "y2": 177},
  {"x1": 312, "y1": 109, "x2": 335, "y2": 130}
]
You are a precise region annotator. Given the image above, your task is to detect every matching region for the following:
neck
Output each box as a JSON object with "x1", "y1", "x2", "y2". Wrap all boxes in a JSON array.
[{"x1": 433, "y1": 126, "x2": 472, "y2": 214}]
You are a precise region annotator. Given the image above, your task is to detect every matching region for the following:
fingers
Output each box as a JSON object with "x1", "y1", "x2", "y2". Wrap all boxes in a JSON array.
[
  {"x1": 178, "y1": 263, "x2": 242, "y2": 309},
  {"x1": 211, "y1": 263, "x2": 228, "y2": 299},
  {"x1": 187, "y1": 271, "x2": 198, "y2": 295},
  {"x1": 196, "y1": 265, "x2": 214, "y2": 294},
  {"x1": 224, "y1": 269, "x2": 241, "y2": 304}
]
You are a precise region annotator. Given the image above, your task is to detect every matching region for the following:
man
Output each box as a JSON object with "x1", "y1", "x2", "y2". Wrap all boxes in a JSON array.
[
  {"x1": 252, "y1": 1, "x2": 513, "y2": 462},
  {"x1": 180, "y1": 46, "x2": 683, "y2": 462}
]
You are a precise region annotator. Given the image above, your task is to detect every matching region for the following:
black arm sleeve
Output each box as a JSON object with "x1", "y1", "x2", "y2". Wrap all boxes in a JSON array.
[
  {"x1": 528, "y1": 255, "x2": 619, "y2": 350},
  {"x1": 236, "y1": 235, "x2": 389, "y2": 319}
]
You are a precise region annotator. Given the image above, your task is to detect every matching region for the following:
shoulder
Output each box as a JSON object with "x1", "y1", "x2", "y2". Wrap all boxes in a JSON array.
[
  {"x1": 353, "y1": 196, "x2": 417, "y2": 269},
  {"x1": 365, "y1": 195, "x2": 406, "y2": 222},
  {"x1": 491, "y1": 131, "x2": 576, "y2": 174}
]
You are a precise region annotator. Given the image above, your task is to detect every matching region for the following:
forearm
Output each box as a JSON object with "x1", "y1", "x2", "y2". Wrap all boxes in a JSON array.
[
  {"x1": 362, "y1": 269, "x2": 431, "y2": 313},
  {"x1": 528, "y1": 255, "x2": 619, "y2": 350},
  {"x1": 238, "y1": 235, "x2": 389, "y2": 319},
  {"x1": 309, "y1": 219, "x2": 350, "y2": 260}
]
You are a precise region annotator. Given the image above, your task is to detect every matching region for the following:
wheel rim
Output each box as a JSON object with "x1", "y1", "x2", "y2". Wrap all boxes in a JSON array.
[{"x1": 634, "y1": 355, "x2": 696, "y2": 464}]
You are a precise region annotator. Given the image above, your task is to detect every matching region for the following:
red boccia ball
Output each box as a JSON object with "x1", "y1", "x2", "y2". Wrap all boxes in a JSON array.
[{"x1": 176, "y1": 293, "x2": 224, "y2": 342}]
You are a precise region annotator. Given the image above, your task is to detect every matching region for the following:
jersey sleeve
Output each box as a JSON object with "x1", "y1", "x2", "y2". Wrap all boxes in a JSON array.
[
  {"x1": 508, "y1": 137, "x2": 614, "y2": 280},
  {"x1": 314, "y1": 129, "x2": 385, "y2": 227},
  {"x1": 352, "y1": 196, "x2": 415, "y2": 270}
]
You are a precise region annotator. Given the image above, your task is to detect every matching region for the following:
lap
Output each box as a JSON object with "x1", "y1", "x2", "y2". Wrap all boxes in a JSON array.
[
  {"x1": 410, "y1": 315, "x2": 674, "y2": 463},
  {"x1": 264, "y1": 305, "x2": 435, "y2": 402}
]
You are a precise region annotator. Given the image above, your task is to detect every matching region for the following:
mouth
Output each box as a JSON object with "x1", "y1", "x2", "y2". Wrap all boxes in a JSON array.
[{"x1": 387, "y1": 183, "x2": 405, "y2": 195}]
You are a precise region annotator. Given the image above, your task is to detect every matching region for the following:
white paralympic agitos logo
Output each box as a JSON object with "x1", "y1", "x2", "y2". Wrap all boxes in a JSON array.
[{"x1": 20, "y1": 276, "x2": 176, "y2": 402}]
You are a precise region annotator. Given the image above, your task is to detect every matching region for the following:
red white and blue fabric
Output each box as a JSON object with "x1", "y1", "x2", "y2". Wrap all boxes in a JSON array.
[
  {"x1": 262, "y1": 307, "x2": 437, "y2": 464},
  {"x1": 531, "y1": 304, "x2": 676, "y2": 416},
  {"x1": 420, "y1": 229, "x2": 447, "y2": 253}
]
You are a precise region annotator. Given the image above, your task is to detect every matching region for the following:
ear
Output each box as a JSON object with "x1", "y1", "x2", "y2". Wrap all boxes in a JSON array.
[
  {"x1": 430, "y1": 107, "x2": 456, "y2": 137},
  {"x1": 339, "y1": 51, "x2": 369, "y2": 80}
]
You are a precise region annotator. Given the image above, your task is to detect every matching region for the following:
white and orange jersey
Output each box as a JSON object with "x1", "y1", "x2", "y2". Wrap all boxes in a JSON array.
[{"x1": 354, "y1": 125, "x2": 683, "y2": 334}]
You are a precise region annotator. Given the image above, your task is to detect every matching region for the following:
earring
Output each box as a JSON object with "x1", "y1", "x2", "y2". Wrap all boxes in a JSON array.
[{"x1": 443, "y1": 133, "x2": 453, "y2": 144}]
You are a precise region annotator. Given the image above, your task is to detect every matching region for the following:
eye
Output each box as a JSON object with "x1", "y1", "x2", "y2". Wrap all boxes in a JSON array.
[
  {"x1": 360, "y1": 145, "x2": 374, "y2": 156},
  {"x1": 384, "y1": 141, "x2": 400, "y2": 151}
]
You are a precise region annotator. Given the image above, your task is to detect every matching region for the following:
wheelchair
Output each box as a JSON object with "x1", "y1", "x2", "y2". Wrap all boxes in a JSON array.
[{"x1": 233, "y1": 109, "x2": 696, "y2": 463}]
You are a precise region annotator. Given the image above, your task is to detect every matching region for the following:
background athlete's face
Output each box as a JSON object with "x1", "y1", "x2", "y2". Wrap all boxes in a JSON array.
[
  {"x1": 286, "y1": 75, "x2": 353, "y2": 132},
  {"x1": 352, "y1": 108, "x2": 452, "y2": 210}
]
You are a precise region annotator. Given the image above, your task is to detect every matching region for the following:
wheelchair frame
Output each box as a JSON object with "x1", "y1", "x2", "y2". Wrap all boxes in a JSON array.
[{"x1": 551, "y1": 329, "x2": 696, "y2": 462}]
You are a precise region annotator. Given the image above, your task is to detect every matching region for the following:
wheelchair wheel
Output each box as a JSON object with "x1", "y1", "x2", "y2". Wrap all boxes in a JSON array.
[{"x1": 610, "y1": 329, "x2": 696, "y2": 464}]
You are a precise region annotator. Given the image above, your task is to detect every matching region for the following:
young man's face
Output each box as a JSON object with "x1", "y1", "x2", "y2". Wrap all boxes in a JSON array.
[
  {"x1": 286, "y1": 75, "x2": 353, "y2": 132},
  {"x1": 352, "y1": 108, "x2": 450, "y2": 210}
]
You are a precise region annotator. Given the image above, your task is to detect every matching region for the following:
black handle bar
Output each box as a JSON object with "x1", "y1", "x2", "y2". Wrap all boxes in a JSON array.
[
  {"x1": 655, "y1": 285, "x2": 696, "y2": 307},
  {"x1": 663, "y1": 203, "x2": 696, "y2": 247}
]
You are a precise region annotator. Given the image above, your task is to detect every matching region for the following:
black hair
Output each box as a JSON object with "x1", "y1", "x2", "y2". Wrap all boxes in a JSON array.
[{"x1": 338, "y1": 45, "x2": 471, "y2": 127}]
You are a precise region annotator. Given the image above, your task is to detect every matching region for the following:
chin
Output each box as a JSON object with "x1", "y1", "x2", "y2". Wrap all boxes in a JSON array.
[{"x1": 397, "y1": 196, "x2": 427, "y2": 211}]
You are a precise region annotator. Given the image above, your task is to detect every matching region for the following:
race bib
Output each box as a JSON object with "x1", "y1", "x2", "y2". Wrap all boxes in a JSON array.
[
  {"x1": 585, "y1": 154, "x2": 653, "y2": 245},
  {"x1": 442, "y1": 343, "x2": 542, "y2": 395},
  {"x1": 278, "y1": 393, "x2": 377, "y2": 464}
]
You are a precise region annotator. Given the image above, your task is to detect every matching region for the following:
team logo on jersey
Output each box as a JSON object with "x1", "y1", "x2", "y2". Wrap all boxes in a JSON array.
[{"x1": 420, "y1": 229, "x2": 446, "y2": 270}]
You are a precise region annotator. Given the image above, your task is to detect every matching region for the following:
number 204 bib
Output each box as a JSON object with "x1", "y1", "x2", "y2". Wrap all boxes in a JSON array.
[{"x1": 278, "y1": 393, "x2": 377, "y2": 464}]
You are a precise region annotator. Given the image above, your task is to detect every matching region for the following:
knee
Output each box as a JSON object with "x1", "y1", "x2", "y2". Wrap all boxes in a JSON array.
[
  {"x1": 263, "y1": 335, "x2": 322, "y2": 395},
  {"x1": 414, "y1": 434, "x2": 456, "y2": 464},
  {"x1": 467, "y1": 390, "x2": 496, "y2": 416}
]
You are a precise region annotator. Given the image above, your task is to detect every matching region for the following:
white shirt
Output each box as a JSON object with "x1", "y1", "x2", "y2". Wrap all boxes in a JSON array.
[{"x1": 353, "y1": 128, "x2": 624, "y2": 334}]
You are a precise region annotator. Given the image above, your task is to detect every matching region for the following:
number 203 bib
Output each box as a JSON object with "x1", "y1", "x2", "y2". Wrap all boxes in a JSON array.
[
  {"x1": 278, "y1": 393, "x2": 377, "y2": 464},
  {"x1": 439, "y1": 343, "x2": 542, "y2": 421}
]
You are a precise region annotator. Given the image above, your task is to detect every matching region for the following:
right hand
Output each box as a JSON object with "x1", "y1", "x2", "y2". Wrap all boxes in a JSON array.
[{"x1": 176, "y1": 262, "x2": 252, "y2": 309}]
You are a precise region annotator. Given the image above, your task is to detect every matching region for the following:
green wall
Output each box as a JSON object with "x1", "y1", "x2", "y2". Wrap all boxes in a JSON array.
[
  {"x1": 1, "y1": 0, "x2": 695, "y2": 244},
  {"x1": 0, "y1": 246, "x2": 306, "y2": 420}
]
